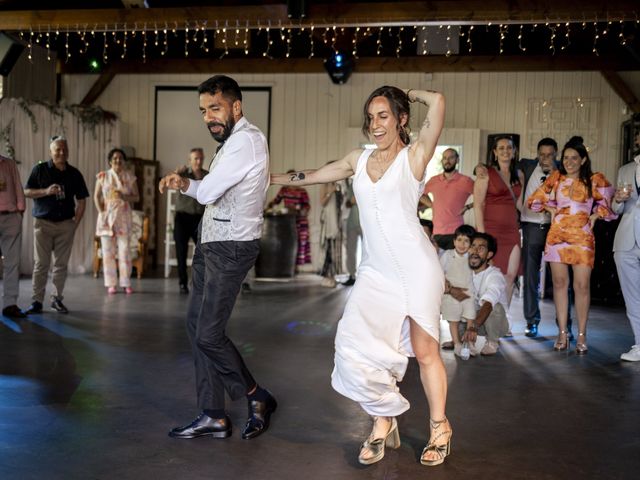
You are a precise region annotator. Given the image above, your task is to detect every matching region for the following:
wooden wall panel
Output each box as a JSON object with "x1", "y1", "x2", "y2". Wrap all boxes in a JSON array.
[{"x1": 61, "y1": 70, "x2": 631, "y2": 268}]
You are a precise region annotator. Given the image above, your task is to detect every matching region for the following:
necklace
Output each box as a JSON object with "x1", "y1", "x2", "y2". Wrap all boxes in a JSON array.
[{"x1": 371, "y1": 146, "x2": 399, "y2": 181}]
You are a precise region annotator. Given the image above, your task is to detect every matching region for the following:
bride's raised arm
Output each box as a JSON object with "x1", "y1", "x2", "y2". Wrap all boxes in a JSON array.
[
  {"x1": 406, "y1": 90, "x2": 445, "y2": 178},
  {"x1": 270, "y1": 149, "x2": 361, "y2": 186}
]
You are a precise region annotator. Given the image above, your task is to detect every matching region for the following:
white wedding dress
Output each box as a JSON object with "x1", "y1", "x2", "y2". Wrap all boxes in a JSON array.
[{"x1": 331, "y1": 147, "x2": 444, "y2": 416}]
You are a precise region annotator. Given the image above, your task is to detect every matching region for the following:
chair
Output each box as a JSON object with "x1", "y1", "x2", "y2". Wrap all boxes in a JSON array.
[{"x1": 93, "y1": 210, "x2": 150, "y2": 279}]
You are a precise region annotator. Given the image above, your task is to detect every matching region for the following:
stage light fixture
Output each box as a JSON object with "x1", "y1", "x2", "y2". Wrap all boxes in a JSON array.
[{"x1": 324, "y1": 52, "x2": 354, "y2": 85}]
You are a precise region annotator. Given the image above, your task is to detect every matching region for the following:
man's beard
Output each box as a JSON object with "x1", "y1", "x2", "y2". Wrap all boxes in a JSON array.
[
  {"x1": 443, "y1": 163, "x2": 456, "y2": 173},
  {"x1": 207, "y1": 117, "x2": 235, "y2": 143}
]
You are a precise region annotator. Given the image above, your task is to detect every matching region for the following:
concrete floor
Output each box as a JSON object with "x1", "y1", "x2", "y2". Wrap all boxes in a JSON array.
[{"x1": 1, "y1": 274, "x2": 639, "y2": 480}]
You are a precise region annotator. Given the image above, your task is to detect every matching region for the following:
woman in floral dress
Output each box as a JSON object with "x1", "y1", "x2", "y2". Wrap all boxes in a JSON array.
[{"x1": 528, "y1": 139, "x2": 616, "y2": 354}]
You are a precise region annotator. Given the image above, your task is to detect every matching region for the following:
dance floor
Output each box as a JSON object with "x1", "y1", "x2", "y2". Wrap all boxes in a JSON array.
[{"x1": 1, "y1": 274, "x2": 639, "y2": 480}]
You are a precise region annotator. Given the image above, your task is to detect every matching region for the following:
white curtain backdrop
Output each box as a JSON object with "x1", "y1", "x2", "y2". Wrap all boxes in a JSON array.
[{"x1": 0, "y1": 98, "x2": 121, "y2": 275}]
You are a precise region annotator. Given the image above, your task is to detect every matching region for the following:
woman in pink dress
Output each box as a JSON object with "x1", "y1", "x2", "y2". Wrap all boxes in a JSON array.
[
  {"x1": 527, "y1": 140, "x2": 616, "y2": 354},
  {"x1": 473, "y1": 135, "x2": 522, "y2": 307},
  {"x1": 94, "y1": 148, "x2": 139, "y2": 294}
]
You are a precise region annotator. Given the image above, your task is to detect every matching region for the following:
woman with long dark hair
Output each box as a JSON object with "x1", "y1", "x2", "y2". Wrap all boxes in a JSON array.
[
  {"x1": 473, "y1": 135, "x2": 522, "y2": 308},
  {"x1": 528, "y1": 138, "x2": 617, "y2": 354},
  {"x1": 272, "y1": 86, "x2": 450, "y2": 467}
]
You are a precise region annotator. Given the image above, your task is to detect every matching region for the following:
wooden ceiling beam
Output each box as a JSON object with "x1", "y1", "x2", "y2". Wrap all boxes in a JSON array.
[
  {"x1": 600, "y1": 70, "x2": 640, "y2": 114},
  {"x1": 80, "y1": 71, "x2": 116, "y2": 105},
  {"x1": 0, "y1": 1, "x2": 636, "y2": 30},
  {"x1": 59, "y1": 54, "x2": 640, "y2": 75}
]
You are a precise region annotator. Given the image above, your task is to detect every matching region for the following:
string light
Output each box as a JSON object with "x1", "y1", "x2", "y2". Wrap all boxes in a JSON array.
[
  {"x1": 308, "y1": 25, "x2": 314, "y2": 58},
  {"x1": 11, "y1": 18, "x2": 639, "y2": 67},
  {"x1": 397, "y1": 26, "x2": 404, "y2": 58},
  {"x1": 352, "y1": 26, "x2": 359, "y2": 57},
  {"x1": 421, "y1": 26, "x2": 428, "y2": 55},
  {"x1": 562, "y1": 22, "x2": 570, "y2": 50},
  {"x1": 548, "y1": 23, "x2": 556, "y2": 55},
  {"x1": 518, "y1": 24, "x2": 526, "y2": 51}
]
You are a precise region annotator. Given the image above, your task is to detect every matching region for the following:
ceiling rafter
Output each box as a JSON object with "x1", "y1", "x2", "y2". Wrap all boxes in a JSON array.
[{"x1": 0, "y1": 1, "x2": 637, "y2": 31}]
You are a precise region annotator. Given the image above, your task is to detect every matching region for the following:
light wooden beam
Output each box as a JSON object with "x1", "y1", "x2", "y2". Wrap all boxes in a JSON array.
[
  {"x1": 59, "y1": 54, "x2": 640, "y2": 75},
  {"x1": 0, "y1": 1, "x2": 636, "y2": 31},
  {"x1": 600, "y1": 70, "x2": 640, "y2": 114}
]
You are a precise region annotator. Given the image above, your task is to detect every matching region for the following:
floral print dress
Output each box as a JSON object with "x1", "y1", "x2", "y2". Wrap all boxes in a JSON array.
[{"x1": 527, "y1": 170, "x2": 617, "y2": 268}]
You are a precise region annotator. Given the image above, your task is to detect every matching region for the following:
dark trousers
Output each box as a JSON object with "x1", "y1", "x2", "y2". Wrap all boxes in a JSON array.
[
  {"x1": 522, "y1": 222, "x2": 573, "y2": 330},
  {"x1": 522, "y1": 222, "x2": 549, "y2": 324},
  {"x1": 173, "y1": 212, "x2": 202, "y2": 286},
  {"x1": 186, "y1": 238, "x2": 260, "y2": 410}
]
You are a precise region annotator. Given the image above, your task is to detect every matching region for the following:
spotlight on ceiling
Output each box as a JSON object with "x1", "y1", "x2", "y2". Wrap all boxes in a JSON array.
[{"x1": 324, "y1": 52, "x2": 354, "y2": 85}]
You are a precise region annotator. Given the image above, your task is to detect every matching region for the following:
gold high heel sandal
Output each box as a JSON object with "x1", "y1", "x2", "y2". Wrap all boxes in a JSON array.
[
  {"x1": 553, "y1": 330, "x2": 569, "y2": 351},
  {"x1": 358, "y1": 417, "x2": 401, "y2": 466},
  {"x1": 575, "y1": 332, "x2": 588, "y2": 355},
  {"x1": 420, "y1": 417, "x2": 452, "y2": 467}
]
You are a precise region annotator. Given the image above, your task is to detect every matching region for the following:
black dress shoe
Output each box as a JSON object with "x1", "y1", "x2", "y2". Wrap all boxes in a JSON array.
[
  {"x1": 50, "y1": 298, "x2": 69, "y2": 314},
  {"x1": 525, "y1": 323, "x2": 538, "y2": 338},
  {"x1": 341, "y1": 276, "x2": 356, "y2": 286},
  {"x1": 169, "y1": 413, "x2": 232, "y2": 439},
  {"x1": 179, "y1": 284, "x2": 189, "y2": 294},
  {"x1": 2, "y1": 305, "x2": 26, "y2": 319},
  {"x1": 25, "y1": 301, "x2": 43, "y2": 314},
  {"x1": 241, "y1": 392, "x2": 277, "y2": 440}
]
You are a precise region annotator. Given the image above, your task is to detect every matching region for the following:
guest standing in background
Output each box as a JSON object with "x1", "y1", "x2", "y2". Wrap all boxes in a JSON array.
[
  {"x1": 174, "y1": 148, "x2": 208, "y2": 294},
  {"x1": 319, "y1": 176, "x2": 343, "y2": 287},
  {"x1": 612, "y1": 128, "x2": 640, "y2": 362},
  {"x1": 528, "y1": 138, "x2": 617, "y2": 355},
  {"x1": 269, "y1": 174, "x2": 312, "y2": 268},
  {"x1": 94, "y1": 148, "x2": 140, "y2": 295},
  {"x1": 473, "y1": 135, "x2": 522, "y2": 309},
  {"x1": 0, "y1": 155, "x2": 26, "y2": 319},
  {"x1": 341, "y1": 179, "x2": 361, "y2": 286},
  {"x1": 24, "y1": 136, "x2": 89, "y2": 314}
]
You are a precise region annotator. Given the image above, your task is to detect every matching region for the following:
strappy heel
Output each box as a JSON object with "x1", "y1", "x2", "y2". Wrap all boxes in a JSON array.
[
  {"x1": 358, "y1": 417, "x2": 401, "y2": 465},
  {"x1": 575, "y1": 332, "x2": 588, "y2": 355},
  {"x1": 553, "y1": 330, "x2": 569, "y2": 351},
  {"x1": 420, "y1": 417, "x2": 452, "y2": 467}
]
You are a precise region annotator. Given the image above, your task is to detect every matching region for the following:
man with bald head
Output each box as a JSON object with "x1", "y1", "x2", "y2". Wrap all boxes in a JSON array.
[
  {"x1": 419, "y1": 148, "x2": 474, "y2": 251},
  {"x1": 24, "y1": 136, "x2": 89, "y2": 314}
]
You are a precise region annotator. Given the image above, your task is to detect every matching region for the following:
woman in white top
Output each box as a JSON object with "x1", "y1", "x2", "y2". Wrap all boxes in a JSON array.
[{"x1": 271, "y1": 86, "x2": 449, "y2": 467}]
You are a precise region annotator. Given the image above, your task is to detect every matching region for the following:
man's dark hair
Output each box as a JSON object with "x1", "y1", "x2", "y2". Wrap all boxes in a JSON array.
[
  {"x1": 190, "y1": 147, "x2": 204, "y2": 155},
  {"x1": 454, "y1": 224, "x2": 476, "y2": 240},
  {"x1": 537, "y1": 137, "x2": 558, "y2": 151},
  {"x1": 471, "y1": 232, "x2": 497, "y2": 256},
  {"x1": 443, "y1": 148, "x2": 459, "y2": 159},
  {"x1": 419, "y1": 219, "x2": 434, "y2": 232},
  {"x1": 198, "y1": 75, "x2": 242, "y2": 103}
]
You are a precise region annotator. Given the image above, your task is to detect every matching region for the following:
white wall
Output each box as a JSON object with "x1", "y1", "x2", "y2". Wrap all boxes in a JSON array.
[{"x1": 62, "y1": 70, "x2": 632, "y2": 269}]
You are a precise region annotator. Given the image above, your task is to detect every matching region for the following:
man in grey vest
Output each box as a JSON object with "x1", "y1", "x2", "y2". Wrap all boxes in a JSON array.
[
  {"x1": 612, "y1": 129, "x2": 640, "y2": 362},
  {"x1": 159, "y1": 75, "x2": 276, "y2": 440}
]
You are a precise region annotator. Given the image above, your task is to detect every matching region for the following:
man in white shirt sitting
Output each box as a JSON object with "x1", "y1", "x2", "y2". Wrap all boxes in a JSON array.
[{"x1": 461, "y1": 232, "x2": 509, "y2": 356}]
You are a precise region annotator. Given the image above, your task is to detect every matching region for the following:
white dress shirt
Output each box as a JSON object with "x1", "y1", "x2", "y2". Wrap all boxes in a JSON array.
[
  {"x1": 183, "y1": 117, "x2": 269, "y2": 243},
  {"x1": 521, "y1": 164, "x2": 552, "y2": 224}
]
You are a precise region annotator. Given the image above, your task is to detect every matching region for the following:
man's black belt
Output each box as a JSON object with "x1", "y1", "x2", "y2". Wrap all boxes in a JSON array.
[{"x1": 521, "y1": 221, "x2": 551, "y2": 229}]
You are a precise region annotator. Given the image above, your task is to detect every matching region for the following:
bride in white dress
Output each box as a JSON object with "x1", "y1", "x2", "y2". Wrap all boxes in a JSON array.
[{"x1": 271, "y1": 86, "x2": 450, "y2": 467}]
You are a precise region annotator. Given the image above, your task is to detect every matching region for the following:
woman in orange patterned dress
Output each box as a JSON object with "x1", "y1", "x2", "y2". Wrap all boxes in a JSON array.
[{"x1": 527, "y1": 140, "x2": 616, "y2": 354}]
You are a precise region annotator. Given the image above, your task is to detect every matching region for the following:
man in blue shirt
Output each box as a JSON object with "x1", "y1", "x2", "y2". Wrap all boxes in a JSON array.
[{"x1": 24, "y1": 136, "x2": 89, "y2": 314}]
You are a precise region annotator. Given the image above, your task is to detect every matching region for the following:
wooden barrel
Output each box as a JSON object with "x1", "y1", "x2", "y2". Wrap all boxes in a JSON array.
[{"x1": 255, "y1": 213, "x2": 298, "y2": 278}]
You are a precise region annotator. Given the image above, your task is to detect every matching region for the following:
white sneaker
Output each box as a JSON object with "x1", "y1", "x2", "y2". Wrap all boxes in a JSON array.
[
  {"x1": 481, "y1": 340, "x2": 500, "y2": 356},
  {"x1": 621, "y1": 345, "x2": 640, "y2": 362}
]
